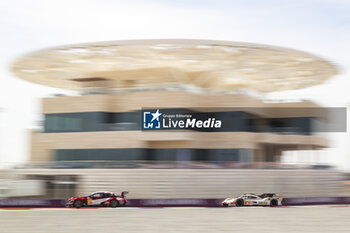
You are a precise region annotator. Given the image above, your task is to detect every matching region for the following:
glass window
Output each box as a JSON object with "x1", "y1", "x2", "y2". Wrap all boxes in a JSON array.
[
  {"x1": 56, "y1": 148, "x2": 254, "y2": 162},
  {"x1": 92, "y1": 193, "x2": 102, "y2": 198}
]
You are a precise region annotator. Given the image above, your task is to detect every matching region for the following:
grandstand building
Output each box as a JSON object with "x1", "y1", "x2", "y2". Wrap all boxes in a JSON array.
[
  {"x1": 12, "y1": 39, "x2": 337, "y2": 165},
  {"x1": 9, "y1": 39, "x2": 345, "y2": 199}
]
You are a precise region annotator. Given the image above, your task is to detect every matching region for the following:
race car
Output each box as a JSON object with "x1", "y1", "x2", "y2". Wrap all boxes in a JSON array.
[
  {"x1": 66, "y1": 191, "x2": 128, "y2": 208},
  {"x1": 222, "y1": 193, "x2": 282, "y2": 207}
]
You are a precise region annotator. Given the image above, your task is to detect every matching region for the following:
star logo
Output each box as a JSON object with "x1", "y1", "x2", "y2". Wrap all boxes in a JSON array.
[
  {"x1": 143, "y1": 109, "x2": 162, "y2": 129},
  {"x1": 150, "y1": 109, "x2": 162, "y2": 122}
]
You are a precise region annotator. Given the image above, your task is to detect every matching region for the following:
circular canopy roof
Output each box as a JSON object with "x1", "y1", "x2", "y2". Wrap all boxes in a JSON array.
[{"x1": 12, "y1": 39, "x2": 338, "y2": 92}]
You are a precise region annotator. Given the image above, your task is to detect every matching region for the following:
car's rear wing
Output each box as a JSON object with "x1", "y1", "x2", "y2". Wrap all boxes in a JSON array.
[
  {"x1": 278, "y1": 193, "x2": 283, "y2": 202},
  {"x1": 121, "y1": 191, "x2": 129, "y2": 197}
]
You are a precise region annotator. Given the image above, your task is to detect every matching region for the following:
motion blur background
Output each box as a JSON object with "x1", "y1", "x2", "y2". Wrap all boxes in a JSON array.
[{"x1": 0, "y1": 0, "x2": 350, "y2": 200}]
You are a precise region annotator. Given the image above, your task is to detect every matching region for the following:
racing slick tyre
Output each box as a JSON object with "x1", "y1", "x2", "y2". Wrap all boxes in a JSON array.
[
  {"x1": 110, "y1": 199, "x2": 119, "y2": 208},
  {"x1": 270, "y1": 199, "x2": 278, "y2": 207},
  {"x1": 236, "y1": 199, "x2": 244, "y2": 207},
  {"x1": 73, "y1": 199, "x2": 83, "y2": 208}
]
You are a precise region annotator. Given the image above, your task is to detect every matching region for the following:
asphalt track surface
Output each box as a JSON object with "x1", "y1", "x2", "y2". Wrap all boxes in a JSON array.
[{"x1": 1, "y1": 206, "x2": 350, "y2": 233}]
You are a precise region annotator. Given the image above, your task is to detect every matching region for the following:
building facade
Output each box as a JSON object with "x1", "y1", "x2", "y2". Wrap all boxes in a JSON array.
[
  {"x1": 8, "y1": 39, "x2": 344, "y2": 198},
  {"x1": 30, "y1": 91, "x2": 328, "y2": 165},
  {"x1": 11, "y1": 39, "x2": 336, "y2": 166}
]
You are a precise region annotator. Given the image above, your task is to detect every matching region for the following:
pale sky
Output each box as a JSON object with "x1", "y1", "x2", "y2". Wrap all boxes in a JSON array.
[{"x1": 0, "y1": 0, "x2": 349, "y2": 169}]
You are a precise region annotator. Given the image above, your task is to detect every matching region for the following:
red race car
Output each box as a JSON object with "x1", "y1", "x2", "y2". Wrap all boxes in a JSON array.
[{"x1": 66, "y1": 191, "x2": 128, "y2": 208}]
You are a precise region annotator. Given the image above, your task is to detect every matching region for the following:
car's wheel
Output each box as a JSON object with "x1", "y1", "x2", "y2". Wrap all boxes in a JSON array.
[
  {"x1": 270, "y1": 199, "x2": 278, "y2": 207},
  {"x1": 73, "y1": 199, "x2": 83, "y2": 208},
  {"x1": 236, "y1": 199, "x2": 244, "y2": 207},
  {"x1": 110, "y1": 199, "x2": 119, "y2": 208}
]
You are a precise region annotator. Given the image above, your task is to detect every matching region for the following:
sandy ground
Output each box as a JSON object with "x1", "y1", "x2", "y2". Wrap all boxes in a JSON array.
[{"x1": 1, "y1": 206, "x2": 350, "y2": 233}]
